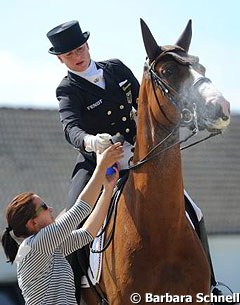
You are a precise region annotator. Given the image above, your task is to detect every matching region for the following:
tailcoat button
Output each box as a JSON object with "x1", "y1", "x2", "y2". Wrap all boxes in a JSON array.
[
  {"x1": 125, "y1": 128, "x2": 130, "y2": 133},
  {"x1": 107, "y1": 110, "x2": 112, "y2": 115},
  {"x1": 120, "y1": 105, "x2": 124, "y2": 109},
  {"x1": 122, "y1": 117, "x2": 127, "y2": 121}
]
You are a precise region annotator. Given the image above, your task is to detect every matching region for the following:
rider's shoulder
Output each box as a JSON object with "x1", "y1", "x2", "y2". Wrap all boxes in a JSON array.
[
  {"x1": 98, "y1": 58, "x2": 126, "y2": 70},
  {"x1": 56, "y1": 76, "x2": 72, "y2": 91}
]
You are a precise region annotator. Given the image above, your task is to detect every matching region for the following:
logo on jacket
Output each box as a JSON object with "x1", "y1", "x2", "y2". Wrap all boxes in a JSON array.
[
  {"x1": 87, "y1": 99, "x2": 103, "y2": 110},
  {"x1": 119, "y1": 80, "x2": 132, "y2": 104}
]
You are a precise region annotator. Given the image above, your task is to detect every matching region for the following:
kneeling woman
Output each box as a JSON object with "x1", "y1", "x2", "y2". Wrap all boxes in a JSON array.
[{"x1": 1, "y1": 143, "x2": 123, "y2": 305}]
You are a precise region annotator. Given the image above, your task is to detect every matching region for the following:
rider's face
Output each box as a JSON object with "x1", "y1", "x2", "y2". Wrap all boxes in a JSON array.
[{"x1": 58, "y1": 43, "x2": 91, "y2": 72}]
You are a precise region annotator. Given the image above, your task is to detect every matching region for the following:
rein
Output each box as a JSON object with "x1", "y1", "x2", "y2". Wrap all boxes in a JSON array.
[
  {"x1": 180, "y1": 131, "x2": 221, "y2": 151},
  {"x1": 90, "y1": 173, "x2": 128, "y2": 254},
  {"x1": 129, "y1": 126, "x2": 221, "y2": 170}
]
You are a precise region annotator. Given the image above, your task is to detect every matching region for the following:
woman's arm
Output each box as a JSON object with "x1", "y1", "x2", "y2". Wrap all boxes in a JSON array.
[
  {"x1": 82, "y1": 182, "x2": 116, "y2": 238},
  {"x1": 82, "y1": 164, "x2": 119, "y2": 237},
  {"x1": 61, "y1": 228, "x2": 93, "y2": 257},
  {"x1": 29, "y1": 145, "x2": 123, "y2": 254},
  {"x1": 77, "y1": 144, "x2": 123, "y2": 207},
  {"x1": 61, "y1": 167, "x2": 119, "y2": 256}
]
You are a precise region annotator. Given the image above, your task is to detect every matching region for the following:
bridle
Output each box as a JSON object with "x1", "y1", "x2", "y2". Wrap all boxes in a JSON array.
[
  {"x1": 129, "y1": 56, "x2": 221, "y2": 170},
  {"x1": 147, "y1": 55, "x2": 215, "y2": 129}
]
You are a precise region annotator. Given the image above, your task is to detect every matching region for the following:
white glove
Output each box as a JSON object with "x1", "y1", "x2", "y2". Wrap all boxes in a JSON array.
[
  {"x1": 84, "y1": 133, "x2": 112, "y2": 153},
  {"x1": 118, "y1": 141, "x2": 134, "y2": 170}
]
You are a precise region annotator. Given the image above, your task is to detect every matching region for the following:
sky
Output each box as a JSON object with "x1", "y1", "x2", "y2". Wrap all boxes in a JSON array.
[{"x1": 0, "y1": 0, "x2": 239, "y2": 112}]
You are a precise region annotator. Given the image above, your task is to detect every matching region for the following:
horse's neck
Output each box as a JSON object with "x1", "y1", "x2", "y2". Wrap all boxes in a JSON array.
[
  {"x1": 133, "y1": 124, "x2": 183, "y2": 203},
  {"x1": 130, "y1": 90, "x2": 185, "y2": 222}
]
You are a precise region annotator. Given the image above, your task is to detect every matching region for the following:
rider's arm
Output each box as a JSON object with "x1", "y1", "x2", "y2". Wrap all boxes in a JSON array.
[{"x1": 57, "y1": 85, "x2": 88, "y2": 152}]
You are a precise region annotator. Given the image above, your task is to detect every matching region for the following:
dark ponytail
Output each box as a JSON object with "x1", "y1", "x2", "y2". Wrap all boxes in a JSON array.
[
  {"x1": 1, "y1": 192, "x2": 36, "y2": 264},
  {"x1": 1, "y1": 227, "x2": 19, "y2": 264}
]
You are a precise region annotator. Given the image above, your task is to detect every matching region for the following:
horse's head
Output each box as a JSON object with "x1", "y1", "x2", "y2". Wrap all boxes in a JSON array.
[{"x1": 140, "y1": 19, "x2": 230, "y2": 132}]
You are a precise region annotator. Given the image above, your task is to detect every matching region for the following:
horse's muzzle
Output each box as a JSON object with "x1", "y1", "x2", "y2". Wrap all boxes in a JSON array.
[
  {"x1": 206, "y1": 97, "x2": 230, "y2": 121},
  {"x1": 204, "y1": 96, "x2": 230, "y2": 131},
  {"x1": 195, "y1": 78, "x2": 230, "y2": 130}
]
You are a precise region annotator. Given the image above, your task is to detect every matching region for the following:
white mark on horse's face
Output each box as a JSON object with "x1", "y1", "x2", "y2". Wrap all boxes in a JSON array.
[{"x1": 189, "y1": 67, "x2": 230, "y2": 130}]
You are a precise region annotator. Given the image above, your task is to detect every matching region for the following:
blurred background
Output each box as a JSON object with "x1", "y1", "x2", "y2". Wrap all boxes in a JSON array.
[{"x1": 0, "y1": 0, "x2": 239, "y2": 303}]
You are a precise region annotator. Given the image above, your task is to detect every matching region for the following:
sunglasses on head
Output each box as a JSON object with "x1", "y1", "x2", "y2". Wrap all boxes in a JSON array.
[{"x1": 34, "y1": 202, "x2": 49, "y2": 217}]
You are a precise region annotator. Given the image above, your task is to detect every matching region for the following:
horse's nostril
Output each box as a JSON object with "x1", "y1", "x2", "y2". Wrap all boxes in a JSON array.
[
  {"x1": 206, "y1": 102, "x2": 220, "y2": 119},
  {"x1": 206, "y1": 101, "x2": 229, "y2": 121},
  {"x1": 222, "y1": 114, "x2": 229, "y2": 121}
]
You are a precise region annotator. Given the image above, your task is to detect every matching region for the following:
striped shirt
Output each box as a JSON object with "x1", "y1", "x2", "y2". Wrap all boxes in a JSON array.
[{"x1": 15, "y1": 200, "x2": 93, "y2": 305}]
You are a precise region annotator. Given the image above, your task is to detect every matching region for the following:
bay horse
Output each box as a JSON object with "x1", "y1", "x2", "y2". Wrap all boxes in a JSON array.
[{"x1": 82, "y1": 19, "x2": 230, "y2": 305}]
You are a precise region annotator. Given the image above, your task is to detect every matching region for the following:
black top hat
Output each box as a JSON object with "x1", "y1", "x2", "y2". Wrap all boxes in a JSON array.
[{"x1": 47, "y1": 20, "x2": 90, "y2": 55}]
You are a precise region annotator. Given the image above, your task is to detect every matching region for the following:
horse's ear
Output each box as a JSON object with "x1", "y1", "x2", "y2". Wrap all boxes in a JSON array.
[
  {"x1": 140, "y1": 18, "x2": 161, "y2": 61},
  {"x1": 175, "y1": 20, "x2": 192, "y2": 52}
]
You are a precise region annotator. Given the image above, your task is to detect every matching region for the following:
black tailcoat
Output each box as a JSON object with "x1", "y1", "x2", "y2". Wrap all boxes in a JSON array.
[{"x1": 56, "y1": 58, "x2": 140, "y2": 207}]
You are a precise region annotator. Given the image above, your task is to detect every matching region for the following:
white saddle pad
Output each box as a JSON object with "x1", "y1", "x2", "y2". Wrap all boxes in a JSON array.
[{"x1": 81, "y1": 229, "x2": 105, "y2": 288}]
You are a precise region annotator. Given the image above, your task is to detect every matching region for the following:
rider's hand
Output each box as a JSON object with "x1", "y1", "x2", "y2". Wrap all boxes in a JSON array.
[{"x1": 84, "y1": 133, "x2": 112, "y2": 153}]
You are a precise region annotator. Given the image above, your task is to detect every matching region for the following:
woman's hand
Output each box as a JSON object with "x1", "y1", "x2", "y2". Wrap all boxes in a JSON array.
[
  {"x1": 78, "y1": 143, "x2": 123, "y2": 207},
  {"x1": 103, "y1": 166, "x2": 119, "y2": 191},
  {"x1": 96, "y1": 142, "x2": 124, "y2": 171}
]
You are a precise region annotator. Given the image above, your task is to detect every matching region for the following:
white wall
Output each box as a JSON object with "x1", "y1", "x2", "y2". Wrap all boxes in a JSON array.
[
  {"x1": 0, "y1": 247, "x2": 16, "y2": 283},
  {"x1": 209, "y1": 234, "x2": 240, "y2": 293}
]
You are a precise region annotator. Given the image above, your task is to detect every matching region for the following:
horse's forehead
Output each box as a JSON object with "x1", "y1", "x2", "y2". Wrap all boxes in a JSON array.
[{"x1": 156, "y1": 45, "x2": 199, "y2": 66}]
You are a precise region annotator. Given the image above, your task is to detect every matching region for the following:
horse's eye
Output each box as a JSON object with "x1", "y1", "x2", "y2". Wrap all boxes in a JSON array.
[
  {"x1": 162, "y1": 69, "x2": 172, "y2": 77},
  {"x1": 159, "y1": 64, "x2": 175, "y2": 78}
]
